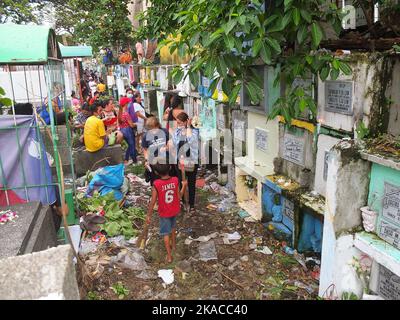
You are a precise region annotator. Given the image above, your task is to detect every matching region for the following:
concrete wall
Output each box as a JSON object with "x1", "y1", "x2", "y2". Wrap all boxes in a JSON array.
[
  {"x1": 317, "y1": 54, "x2": 400, "y2": 135},
  {"x1": 247, "y1": 111, "x2": 279, "y2": 168},
  {"x1": 314, "y1": 134, "x2": 341, "y2": 197},
  {"x1": 0, "y1": 245, "x2": 80, "y2": 300},
  {"x1": 319, "y1": 140, "x2": 371, "y2": 298},
  {"x1": 387, "y1": 59, "x2": 400, "y2": 137}
]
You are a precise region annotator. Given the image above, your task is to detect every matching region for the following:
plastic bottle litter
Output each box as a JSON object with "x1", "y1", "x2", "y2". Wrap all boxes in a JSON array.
[{"x1": 284, "y1": 246, "x2": 295, "y2": 255}]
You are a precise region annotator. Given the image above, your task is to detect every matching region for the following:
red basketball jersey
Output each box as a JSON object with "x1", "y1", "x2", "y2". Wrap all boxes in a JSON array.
[{"x1": 154, "y1": 177, "x2": 180, "y2": 218}]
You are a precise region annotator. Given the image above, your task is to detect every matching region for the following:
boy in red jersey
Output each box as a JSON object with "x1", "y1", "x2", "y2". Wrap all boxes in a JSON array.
[{"x1": 146, "y1": 162, "x2": 187, "y2": 263}]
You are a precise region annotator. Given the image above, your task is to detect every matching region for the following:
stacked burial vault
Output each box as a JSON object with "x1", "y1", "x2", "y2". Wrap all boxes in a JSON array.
[{"x1": 132, "y1": 51, "x2": 400, "y2": 299}]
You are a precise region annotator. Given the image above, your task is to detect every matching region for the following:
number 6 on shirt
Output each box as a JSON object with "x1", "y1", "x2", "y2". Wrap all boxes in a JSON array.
[{"x1": 165, "y1": 190, "x2": 174, "y2": 204}]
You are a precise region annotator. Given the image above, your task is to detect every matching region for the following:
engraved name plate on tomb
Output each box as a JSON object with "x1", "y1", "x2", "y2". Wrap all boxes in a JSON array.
[
  {"x1": 283, "y1": 198, "x2": 295, "y2": 221},
  {"x1": 325, "y1": 81, "x2": 353, "y2": 115},
  {"x1": 283, "y1": 134, "x2": 305, "y2": 166},
  {"x1": 233, "y1": 120, "x2": 246, "y2": 142},
  {"x1": 382, "y1": 183, "x2": 400, "y2": 225},
  {"x1": 255, "y1": 128, "x2": 268, "y2": 153},
  {"x1": 378, "y1": 220, "x2": 400, "y2": 250},
  {"x1": 378, "y1": 265, "x2": 400, "y2": 300}
]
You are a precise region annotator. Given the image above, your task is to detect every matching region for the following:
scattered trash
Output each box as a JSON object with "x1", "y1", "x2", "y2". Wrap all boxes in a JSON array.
[
  {"x1": 254, "y1": 237, "x2": 263, "y2": 245},
  {"x1": 305, "y1": 257, "x2": 321, "y2": 269},
  {"x1": 228, "y1": 260, "x2": 241, "y2": 271},
  {"x1": 111, "y1": 249, "x2": 148, "y2": 271},
  {"x1": 206, "y1": 204, "x2": 218, "y2": 211},
  {"x1": 91, "y1": 264, "x2": 105, "y2": 280},
  {"x1": 311, "y1": 266, "x2": 320, "y2": 280},
  {"x1": 198, "y1": 240, "x2": 218, "y2": 261},
  {"x1": 240, "y1": 255, "x2": 249, "y2": 262},
  {"x1": 238, "y1": 210, "x2": 250, "y2": 218},
  {"x1": 226, "y1": 231, "x2": 241, "y2": 241},
  {"x1": 249, "y1": 243, "x2": 257, "y2": 250},
  {"x1": 222, "y1": 232, "x2": 241, "y2": 245},
  {"x1": 79, "y1": 239, "x2": 99, "y2": 255},
  {"x1": 244, "y1": 216, "x2": 257, "y2": 223},
  {"x1": 127, "y1": 237, "x2": 138, "y2": 245},
  {"x1": 294, "y1": 252, "x2": 308, "y2": 271},
  {"x1": 204, "y1": 174, "x2": 217, "y2": 182},
  {"x1": 178, "y1": 227, "x2": 193, "y2": 235},
  {"x1": 360, "y1": 206, "x2": 377, "y2": 232},
  {"x1": 185, "y1": 232, "x2": 219, "y2": 245},
  {"x1": 209, "y1": 182, "x2": 221, "y2": 193},
  {"x1": 294, "y1": 281, "x2": 314, "y2": 294},
  {"x1": 216, "y1": 196, "x2": 236, "y2": 213},
  {"x1": 284, "y1": 246, "x2": 295, "y2": 255},
  {"x1": 108, "y1": 235, "x2": 128, "y2": 247},
  {"x1": 0, "y1": 210, "x2": 18, "y2": 225},
  {"x1": 91, "y1": 232, "x2": 107, "y2": 244},
  {"x1": 158, "y1": 269, "x2": 174, "y2": 285},
  {"x1": 255, "y1": 246, "x2": 273, "y2": 255},
  {"x1": 126, "y1": 173, "x2": 147, "y2": 185}
]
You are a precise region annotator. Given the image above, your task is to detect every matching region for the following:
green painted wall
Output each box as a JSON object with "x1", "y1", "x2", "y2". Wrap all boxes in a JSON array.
[{"x1": 368, "y1": 163, "x2": 400, "y2": 227}]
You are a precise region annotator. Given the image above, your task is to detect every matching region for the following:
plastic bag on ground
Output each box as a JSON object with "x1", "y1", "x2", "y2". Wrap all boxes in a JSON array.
[
  {"x1": 158, "y1": 269, "x2": 174, "y2": 285},
  {"x1": 86, "y1": 164, "x2": 125, "y2": 200},
  {"x1": 111, "y1": 249, "x2": 148, "y2": 270},
  {"x1": 198, "y1": 240, "x2": 218, "y2": 261}
]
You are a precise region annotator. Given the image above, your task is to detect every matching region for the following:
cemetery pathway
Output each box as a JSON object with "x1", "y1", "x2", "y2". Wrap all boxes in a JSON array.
[{"x1": 78, "y1": 166, "x2": 320, "y2": 300}]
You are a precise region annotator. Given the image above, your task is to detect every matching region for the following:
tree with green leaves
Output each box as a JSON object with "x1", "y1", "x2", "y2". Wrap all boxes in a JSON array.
[
  {"x1": 51, "y1": 0, "x2": 133, "y2": 51},
  {"x1": 139, "y1": 0, "x2": 353, "y2": 123},
  {"x1": 0, "y1": 0, "x2": 47, "y2": 24}
]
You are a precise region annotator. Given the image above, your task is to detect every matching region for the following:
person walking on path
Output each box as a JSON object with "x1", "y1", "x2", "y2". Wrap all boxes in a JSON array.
[
  {"x1": 169, "y1": 112, "x2": 200, "y2": 213},
  {"x1": 142, "y1": 116, "x2": 169, "y2": 185},
  {"x1": 133, "y1": 92, "x2": 147, "y2": 154},
  {"x1": 146, "y1": 163, "x2": 187, "y2": 263},
  {"x1": 118, "y1": 97, "x2": 137, "y2": 165}
]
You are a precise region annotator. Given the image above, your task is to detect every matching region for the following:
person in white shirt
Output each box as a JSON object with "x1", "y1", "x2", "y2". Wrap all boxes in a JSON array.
[
  {"x1": 133, "y1": 92, "x2": 147, "y2": 153},
  {"x1": 88, "y1": 77, "x2": 97, "y2": 97}
]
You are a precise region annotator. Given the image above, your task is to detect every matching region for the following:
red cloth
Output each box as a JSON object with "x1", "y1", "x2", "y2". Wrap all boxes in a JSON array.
[
  {"x1": 0, "y1": 189, "x2": 26, "y2": 206},
  {"x1": 119, "y1": 112, "x2": 132, "y2": 129},
  {"x1": 154, "y1": 177, "x2": 180, "y2": 218}
]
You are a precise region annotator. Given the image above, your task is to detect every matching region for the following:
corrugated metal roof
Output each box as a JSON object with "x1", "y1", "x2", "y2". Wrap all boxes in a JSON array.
[
  {"x1": 59, "y1": 44, "x2": 93, "y2": 58},
  {"x1": 0, "y1": 24, "x2": 61, "y2": 65}
]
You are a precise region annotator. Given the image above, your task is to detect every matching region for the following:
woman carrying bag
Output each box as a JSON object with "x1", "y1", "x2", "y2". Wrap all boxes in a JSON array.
[{"x1": 169, "y1": 112, "x2": 200, "y2": 213}]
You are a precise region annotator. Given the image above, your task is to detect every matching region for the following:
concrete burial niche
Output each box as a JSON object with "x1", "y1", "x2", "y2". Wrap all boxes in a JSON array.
[
  {"x1": 0, "y1": 245, "x2": 80, "y2": 300},
  {"x1": 317, "y1": 53, "x2": 400, "y2": 136},
  {"x1": 278, "y1": 123, "x2": 315, "y2": 188},
  {"x1": 234, "y1": 113, "x2": 279, "y2": 221},
  {"x1": 262, "y1": 177, "x2": 299, "y2": 246},
  {"x1": 0, "y1": 202, "x2": 57, "y2": 260},
  {"x1": 73, "y1": 144, "x2": 124, "y2": 177},
  {"x1": 314, "y1": 134, "x2": 341, "y2": 198},
  {"x1": 367, "y1": 163, "x2": 400, "y2": 250},
  {"x1": 319, "y1": 140, "x2": 371, "y2": 298}
]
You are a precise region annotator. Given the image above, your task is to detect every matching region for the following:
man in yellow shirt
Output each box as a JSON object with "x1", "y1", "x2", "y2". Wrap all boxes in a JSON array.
[{"x1": 84, "y1": 102, "x2": 108, "y2": 152}]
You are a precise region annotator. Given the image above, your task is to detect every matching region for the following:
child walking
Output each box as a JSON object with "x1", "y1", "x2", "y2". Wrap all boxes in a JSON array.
[{"x1": 146, "y1": 163, "x2": 187, "y2": 263}]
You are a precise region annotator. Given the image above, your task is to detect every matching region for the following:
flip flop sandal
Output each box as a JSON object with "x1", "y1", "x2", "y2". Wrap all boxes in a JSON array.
[
  {"x1": 80, "y1": 219, "x2": 101, "y2": 232},
  {"x1": 86, "y1": 215, "x2": 106, "y2": 225}
]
